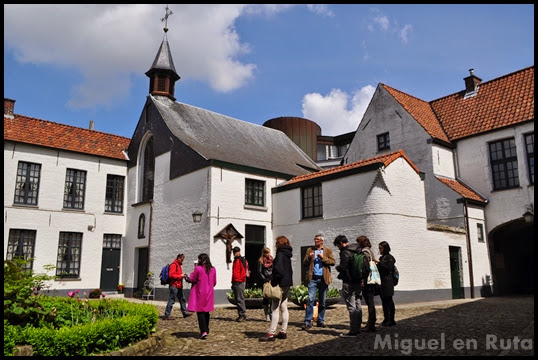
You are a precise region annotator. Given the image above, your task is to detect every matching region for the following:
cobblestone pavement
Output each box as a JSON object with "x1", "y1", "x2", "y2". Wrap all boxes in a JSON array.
[{"x1": 140, "y1": 295, "x2": 533, "y2": 356}]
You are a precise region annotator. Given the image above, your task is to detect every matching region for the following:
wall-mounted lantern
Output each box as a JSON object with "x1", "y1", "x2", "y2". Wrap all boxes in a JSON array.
[{"x1": 192, "y1": 211, "x2": 203, "y2": 223}]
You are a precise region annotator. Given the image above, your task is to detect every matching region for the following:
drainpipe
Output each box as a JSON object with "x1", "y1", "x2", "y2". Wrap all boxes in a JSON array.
[
  {"x1": 147, "y1": 200, "x2": 153, "y2": 274},
  {"x1": 462, "y1": 198, "x2": 475, "y2": 298}
]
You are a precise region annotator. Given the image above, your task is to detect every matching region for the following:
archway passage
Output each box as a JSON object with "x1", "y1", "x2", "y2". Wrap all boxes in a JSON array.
[{"x1": 490, "y1": 219, "x2": 534, "y2": 295}]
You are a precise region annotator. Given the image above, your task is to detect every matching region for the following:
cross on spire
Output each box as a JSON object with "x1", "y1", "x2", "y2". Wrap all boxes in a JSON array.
[{"x1": 161, "y1": 5, "x2": 173, "y2": 33}]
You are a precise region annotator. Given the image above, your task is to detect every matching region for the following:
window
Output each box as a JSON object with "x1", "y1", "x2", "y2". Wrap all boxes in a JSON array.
[
  {"x1": 525, "y1": 132, "x2": 534, "y2": 185},
  {"x1": 489, "y1": 138, "x2": 519, "y2": 190},
  {"x1": 302, "y1": 184, "x2": 323, "y2": 219},
  {"x1": 56, "y1": 232, "x2": 82, "y2": 278},
  {"x1": 14, "y1": 161, "x2": 41, "y2": 205},
  {"x1": 6, "y1": 229, "x2": 36, "y2": 270},
  {"x1": 245, "y1": 179, "x2": 265, "y2": 206},
  {"x1": 63, "y1": 169, "x2": 87, "y2": 209},
  {"x1": 377, "y1": 132, "x2": 390, "y2": 151},
  {"x1": 103, "y1": 234, "x2": 122, "y2": 249},
  {"x1": 105, "y1": 175, "x2": 125, "y2": 213},
  {"x1": 477, "y1": 223, "x2": 485, "y2": 243},
  {"x1": 142, "y1": 137, "x2": 155, "y2": 202},
  {"x1": 138, "y1": 214, "x2": 146, "y2": 239}
]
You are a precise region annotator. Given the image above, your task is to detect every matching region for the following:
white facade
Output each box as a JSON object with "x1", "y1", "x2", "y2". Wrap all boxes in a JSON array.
[
  {"x1": 4, "y1": 141, "x2": 127, "y2": 292},
  {"x1": 272, "y1": 155, "x2": 492, "y2": 302}
]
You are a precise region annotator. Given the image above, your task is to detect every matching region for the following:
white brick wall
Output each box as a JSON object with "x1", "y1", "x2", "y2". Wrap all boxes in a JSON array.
[{"x1": 4, "y1": 142, "x2": 127, "y2": 292}]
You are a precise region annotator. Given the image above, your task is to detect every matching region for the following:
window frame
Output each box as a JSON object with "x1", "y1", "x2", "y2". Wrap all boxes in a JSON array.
[
  {"x1": 105, "y1": 174, "x2": 125, "y2": 213},
  {"x1": 245, "y1": 178, "x2": 266, "y2": 207},
  {"x1": 13, "y1": 161, "x2": 41, "y2": 206},
  {"x1": 524, "y1": 132, "x2": 534, "y2": 185},
  {"x1": 138, "y1": 214, "x2": 146, "y2": 239},
  {"x1": 63, "y1": 168, "x2": 87, "y2": 209},
  {"x1": 6, "y1": 229, "x2": 36, "y2": 270},
  {"x1": 302, "y1": 183, "x2": 323, "y2": 219},
  {"x1": 477, "y1": 223, "x2": 485, "y2": 243},
  {"x1": 56, "y1": 232, "x2": 82, "y2": 278},
  {"x1": 377, "y1": 132, "x2": 390, "y2": 151},
  {"x1": 489, "y1": 138, "x2": 519, "y2": 191}
]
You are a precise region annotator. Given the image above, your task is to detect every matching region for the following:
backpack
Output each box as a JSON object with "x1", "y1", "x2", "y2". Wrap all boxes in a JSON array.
[
  {"x1": 160, "y1": 264, "x2": 170, "y2": 285},
  {"x1": 350, "y1": 251, "x2": 370, "y2": 281},
  {"x1": 393, "y1": 264, "x2": 399, "y2": 286},
  {"x1": 240, "y1": 257, "x2": 251, "y2": 279}
]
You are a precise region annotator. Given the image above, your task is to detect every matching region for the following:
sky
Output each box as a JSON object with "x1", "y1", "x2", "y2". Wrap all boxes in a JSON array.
[{"x1": 4, "y1": 4, "x2": 534, "y2": 138}]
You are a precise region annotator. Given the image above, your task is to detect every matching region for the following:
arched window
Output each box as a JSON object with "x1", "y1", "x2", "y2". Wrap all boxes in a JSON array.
[
  {"x1": 142, "y1": 137, "x2": 155, "y2": 202},
  {"x1": 138, "y1": 214, "x2": 146, "y2": 239}
]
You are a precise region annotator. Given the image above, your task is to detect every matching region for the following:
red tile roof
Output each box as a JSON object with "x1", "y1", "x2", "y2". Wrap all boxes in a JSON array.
[
  {"x1": 431, "y1": 66, "x2": 534, "y2": 140},
  {"x1": 4, "y1": 115, "x2": 130, "y2": 160},
  {"x1": 284, "y1": 149, "x2": 420, "y2": 185},
  {"x1": 382, "y1": 84, "x2": 451, "y2": 143},
  {"x1": 382, "y1": 66, "x2": 534, "y2": 142},
  {"x1": 435, "y1": 176, "x2": 486, "y2": 203}
]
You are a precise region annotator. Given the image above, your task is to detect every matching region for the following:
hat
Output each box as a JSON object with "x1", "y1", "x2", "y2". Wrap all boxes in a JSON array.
[{"x1": 232, "y1": 246, "x2": 241, "y2": 253}]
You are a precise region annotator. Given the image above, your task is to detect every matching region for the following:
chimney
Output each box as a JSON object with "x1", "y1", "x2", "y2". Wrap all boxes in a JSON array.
[
  {"x1": 464, "y1": 68, "x2": 482, "y2": 94},
  {"x1": 89, "y1": 120, "x2": 94, "y2": 130},
  {"x1": 4, "y1": 98, "x2": 15, "y2": 119}
]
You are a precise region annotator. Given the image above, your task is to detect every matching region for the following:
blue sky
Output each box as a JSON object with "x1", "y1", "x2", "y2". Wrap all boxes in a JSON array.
[{"x1": 4, "y1": 4, "x2": 534, "y2": 138}]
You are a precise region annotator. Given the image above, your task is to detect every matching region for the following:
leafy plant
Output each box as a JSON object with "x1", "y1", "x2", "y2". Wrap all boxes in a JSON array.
[
  {"x1": 88, "y1": 289, "x2": 102, "y2": 299},
  {"x1": 290, "y1": 285, "x2": 341, "y2": 304},
  {"x1": 226, "y1": 287, "x2": 263, "y2": 299}
]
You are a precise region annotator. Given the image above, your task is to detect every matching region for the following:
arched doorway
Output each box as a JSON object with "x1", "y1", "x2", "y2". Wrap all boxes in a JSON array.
[{"x1": 489, "y1": 218, "x2": 534, "y2": 295}]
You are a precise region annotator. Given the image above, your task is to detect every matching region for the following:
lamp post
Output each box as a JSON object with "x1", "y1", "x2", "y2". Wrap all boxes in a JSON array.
[{"x1": 192, "y1": 211, "x2": 203, "y2": 223}]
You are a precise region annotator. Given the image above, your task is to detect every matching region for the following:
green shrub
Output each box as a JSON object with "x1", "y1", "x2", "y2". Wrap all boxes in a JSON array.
[
  {"x1": 290, "y1": 285, "x2": 340, "y2": 303},
  {"x1": 226, "y1": 287, "x2": 263, "y2": 299}
]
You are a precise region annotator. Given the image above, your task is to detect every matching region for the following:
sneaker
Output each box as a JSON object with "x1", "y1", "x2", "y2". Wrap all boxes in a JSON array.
[
  {"x1": 235, "y1": 315, "x2": 246, "y2": 322},
  {"x1": 317, "y1": 322, "x2": 327, "y2": 328},
  {"x1": 258, "y1": 333, "x2": 275, "y2": 342},
  {"x1": 183, "y1": 313, "x2": 193, "y2": 318},
  {"x1": 200, "y1": 332, "x2": 208, "y2": 340},
  {"x1": 301, "y1": 324, "x2": 313, "y2": 330},
  {"x1": 275, "y1": 331, "x2": 287, "y2": 339},
  {"x1": 339, "y1": 332, "x2": 359, "y2": 338}
]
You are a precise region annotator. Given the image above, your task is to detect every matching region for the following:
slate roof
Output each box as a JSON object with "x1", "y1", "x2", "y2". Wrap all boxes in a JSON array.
[
  {"x1": 4, "y1": 115, "x2": 130, "y2": 161},
  {"x1": 382, "y1": 65, "x2": 534, "y2": 142},
  {"x1": 435, "y1": 176, "x2": 487, "y2": 203},
  {"x1": 151, "y1": 96, "x2": 321, "y2": 177},
  {"x1": 280, "y1": 149, "x2": 419, "y2": 186}
]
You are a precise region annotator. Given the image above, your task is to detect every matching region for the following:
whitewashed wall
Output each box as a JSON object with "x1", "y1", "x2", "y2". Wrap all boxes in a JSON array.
[
  {"x1": 431, "y1": 144, "x2": 456, "y2": 178},
  {"x1": 209, "y1": 167, "x2": 286, "y2": 291},
  {"x1": 272, "y1": 156, "x2": 491, "y2": 302},
  {"x1": 455, "y1": 122, "x2": 534, "y2": 234},
  {"x1": 4, "y1": 142, "x2": 127, "y2": 292}
]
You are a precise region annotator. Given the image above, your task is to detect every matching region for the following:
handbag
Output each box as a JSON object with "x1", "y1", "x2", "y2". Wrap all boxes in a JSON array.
[
  {"x1": 367, "y1": 260, "x2": 381, "y2": 285},
  {"x1": 263, "y1": 282, "x2": 282, "y2": 301}
]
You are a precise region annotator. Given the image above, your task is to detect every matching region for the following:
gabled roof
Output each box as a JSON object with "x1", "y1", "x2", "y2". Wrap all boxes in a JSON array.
[
  {"x1": 4, "y1": 115, "x2": 130, "y2": 161},
  {"x1": 382, "y1": 84, "x2": 451, "y2": 143},
  {"x1": 280, "y1": 149, "x2": 420, "y2": 186},
  {"x1": 435, "y1": 176, "x2": 487, "y2": 204},
  {"x1": 151, "y1": 96, "x2": 320, "y2": 177},
  {"x1": 431, "y1": 66, "x2": 534, "y2": 141},
  {"x1": 381, "y1": 66, "x2": 534, "y2": 143}
]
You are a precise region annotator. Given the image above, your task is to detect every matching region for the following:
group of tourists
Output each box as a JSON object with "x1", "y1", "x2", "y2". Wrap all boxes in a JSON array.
[{"x1": 161, "y1": 234, "x2": 397, "y2": 341}]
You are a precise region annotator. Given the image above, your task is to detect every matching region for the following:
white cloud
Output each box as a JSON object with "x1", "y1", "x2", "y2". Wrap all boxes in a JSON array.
[
  {"x1": 301, "y1": 85, "x2": 375, "y2": 136},
  {"x1": 399, "y1": 24, "x2": 413, "y2": 44},
  {"x1": 373, "y1": 15, "x2": 390, "y2": 31},
  {"x1": 306, "y1": 4, "x2": 335, "y2": 18},
  {"x1": 3, "y1": 4, "x2": 278, "y2": 109}
]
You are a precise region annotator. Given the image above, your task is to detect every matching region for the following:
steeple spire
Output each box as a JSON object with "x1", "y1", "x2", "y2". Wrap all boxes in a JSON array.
[{"x1": 145, "y1": 4, "x2": 180, "y2": 101}]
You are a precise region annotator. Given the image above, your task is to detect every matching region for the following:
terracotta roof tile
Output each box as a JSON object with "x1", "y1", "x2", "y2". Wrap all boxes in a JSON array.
[
  {"x1": 435, "y1": 176, "x2": 486, "y2": 203},
  {"x1": 4, "y1": 115, "x2": 130, "y2": 160},
  {"x1": 283, "y1": 149, "x2": 420, "y2": 186},
  {"x1": 430, "y1": 66, "x2": 534, "y2": 140},
  {"x1": 382, "y1": 84, "x2": 451, "y2": 143}
]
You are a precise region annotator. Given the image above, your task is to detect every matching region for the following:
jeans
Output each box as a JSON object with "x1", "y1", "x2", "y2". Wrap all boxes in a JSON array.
[
  {"x1": 305, "y1": 277, "x2": 328, "y2": 325},
  {"x1": 342, "y1": 282, "x2": 362, "y2": 334},
  {"x1": 164, "y1": 285, "x2": 188, "y2": 317},
  {"x1": 232, "y1": 282, "x2": 246, "y2": 317},
  {"x1": 268, "y1": 286, "x2": 290, "y2": 335}
]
